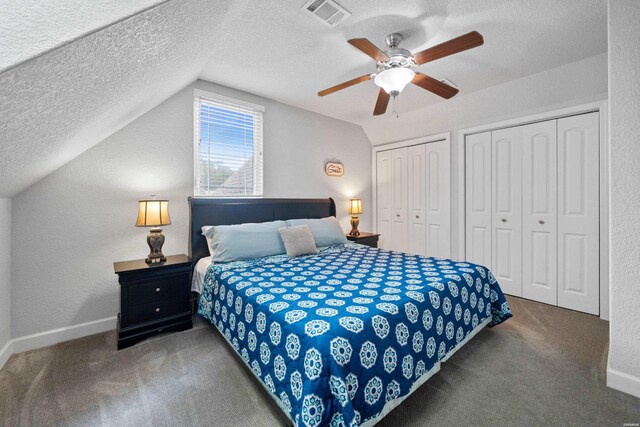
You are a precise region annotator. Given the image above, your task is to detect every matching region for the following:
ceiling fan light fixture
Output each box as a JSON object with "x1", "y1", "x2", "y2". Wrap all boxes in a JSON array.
[{"x1": 374, "y1": 68, "x2": 415, "y2": 95}]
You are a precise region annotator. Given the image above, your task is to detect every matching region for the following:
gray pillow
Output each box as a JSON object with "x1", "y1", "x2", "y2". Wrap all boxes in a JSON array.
[
  {"x1": 278, "y1": 225, "x2": 319, "y2": 257},
  {"x1": 286, "y1": 217, "x2": 348, "y2": 247},
  {"x1": 204, "y1": 221, "x2": 287, "y2": 262}
]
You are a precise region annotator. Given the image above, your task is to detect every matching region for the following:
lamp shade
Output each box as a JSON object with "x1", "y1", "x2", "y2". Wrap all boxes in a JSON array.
[
  {"x1": 349, "y1": 198, "x2": 363, "y2": 215},
  {"x1": 135, "y1": 199, "x2": 171, "y2": 227},
  {"x1": 374, "y1": 68, "x2": 415, "y2": 94}
]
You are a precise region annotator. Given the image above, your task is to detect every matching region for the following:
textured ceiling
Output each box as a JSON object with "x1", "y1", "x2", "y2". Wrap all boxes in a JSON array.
[
  {"x1": 199, "y1": 0, "x2": 607, "y2": 127},
  {"x1": 0, "y1": 0, "x2": 169, "y2": 72},
  {"x1": 0, "y1": 0, "x2": 240, "y2": 197},
  {"x1": 0, "y1": 0, "x2": 607, "y2": 197}
]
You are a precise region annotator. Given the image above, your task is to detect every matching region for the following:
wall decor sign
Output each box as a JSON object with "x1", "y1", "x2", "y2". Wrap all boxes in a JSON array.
[{"x1": 325, "y1": 162, "x2": 344, "y2": 176}]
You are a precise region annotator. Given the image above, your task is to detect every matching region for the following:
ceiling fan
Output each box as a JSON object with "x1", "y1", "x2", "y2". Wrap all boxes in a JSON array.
[{"x1": 317, "y1": 31, "x2": 484, "y2": 116}]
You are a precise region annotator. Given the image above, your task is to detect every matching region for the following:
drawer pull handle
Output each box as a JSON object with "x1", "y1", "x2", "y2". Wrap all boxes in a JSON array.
[
  {"x1": 416, "y1": 215, "x2": 419, "y2": 219},
  {"x1": 155, "y1": 308, "x2": 160, "y2": 313},
  {"x1": 539, "y1": 220, "x2": 545, "y2": 225},
  {"x1": 396, "y1": 214, "x2": 400, "y2": 217},
  {"x1": 156, "y1": 287, "x2": 161, "y2": 292},
  {"x1": 501, "y1": 218, "x2": 507, "y2": 223}
]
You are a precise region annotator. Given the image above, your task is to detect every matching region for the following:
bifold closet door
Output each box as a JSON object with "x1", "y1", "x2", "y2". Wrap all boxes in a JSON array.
[
  {"x1": 522, "y1": 120, "x2": 558, "y2": 305},
  {"x1": 407, "y1": 145, "x2": 426, "y2": 255},
  {"x1": 376, "y1": 150, "x2": 392, "y2": 249},
  {"x1": 390, "y1": 147, "x2": 409, "y2": 252},
  {"x1": 557, "y1": 112, "x2": 599, "y2": 315},
  {"x1": 491, "y1": 127, "x2": 522, "y2": 297},
  {"x1": 465, "y1": 132, "x2": 492, "y2": 267},
  {"x1": 425, "y1": 140, "x2": 451, "y2": 258}
]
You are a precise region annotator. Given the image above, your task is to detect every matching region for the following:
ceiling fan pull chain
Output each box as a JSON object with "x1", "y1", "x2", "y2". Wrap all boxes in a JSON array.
[{"x1": 392, "y1": 95, "x2": 399, "y2": 118}]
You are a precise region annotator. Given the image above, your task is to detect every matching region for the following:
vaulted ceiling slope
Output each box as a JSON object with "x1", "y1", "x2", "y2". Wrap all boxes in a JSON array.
[
  {"x1": 0, "y1": 0, "x2": 169, "y2": 72},
  {"x1": 0, "y1": 0, "x2": 607, "y2": 197},
  {"x1": 0, "y1": 0, "x2": 240, "y2": 197}
]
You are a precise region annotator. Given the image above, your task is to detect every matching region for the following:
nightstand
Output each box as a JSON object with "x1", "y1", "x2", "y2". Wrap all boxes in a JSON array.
[
  {"x1": 114, "y1": 254, "x2": 193, "y2": 350},
  {"x1": 346, "y1": 232, "x2": 380, "y2": 248}
]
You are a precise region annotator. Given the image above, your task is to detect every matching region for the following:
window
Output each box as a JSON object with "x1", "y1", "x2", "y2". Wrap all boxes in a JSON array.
[{"x1": 194, "y1": 90, "x2": 264, "y2": 197}]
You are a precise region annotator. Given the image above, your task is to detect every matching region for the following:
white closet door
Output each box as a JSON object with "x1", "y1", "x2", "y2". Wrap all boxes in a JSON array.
[
  {"x1": 407, "y1": 144, "x2": 426, "y2": 255},
  {"x1": 376, "y1": 150, "x2": 392, "y2": 249},
  {"x1": 491, "y1": 127, "x2": 522, "y2": 297},
  {"x1": 522, "y1": 120, "x2": 557, "y2": 305},
  {"x1": 425, "y1": 140, "x2": 451, "y2": 258},
  {"x1": 465, "y1": 132, "x2": 492, "y2": 267},
  {"x1": 391, "y1": 147, "x2": 408, "y2": 252},
  {"x1": 557, "y1": 112, "x2": 599, "y2": 315}
]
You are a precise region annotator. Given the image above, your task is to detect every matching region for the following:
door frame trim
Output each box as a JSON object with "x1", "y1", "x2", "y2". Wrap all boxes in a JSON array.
[
  {"x1": 456, "y1": 100, "x2": 609, "y2": 320},
  {"x1": 371, "y1": 132, "x2": 451, "y2": 253}
]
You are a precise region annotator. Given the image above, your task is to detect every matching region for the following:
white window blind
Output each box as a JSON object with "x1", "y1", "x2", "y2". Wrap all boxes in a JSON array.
[{"x1": 194, "y1": 91, "x2": 264, "y2": 197}]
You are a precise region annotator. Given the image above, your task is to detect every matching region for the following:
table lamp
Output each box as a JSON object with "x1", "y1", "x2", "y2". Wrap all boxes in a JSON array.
[
  {"x1": 349, "y1": 198, "x2": 362, "y2": 237},
  {"x1": 136, "y1": 196, "x2": 171, "y2": 264}
]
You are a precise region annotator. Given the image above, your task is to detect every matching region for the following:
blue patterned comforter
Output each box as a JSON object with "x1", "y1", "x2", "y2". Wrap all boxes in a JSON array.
[{"x1": 198, "y1": 243, "x2": 512, "y2": 427}]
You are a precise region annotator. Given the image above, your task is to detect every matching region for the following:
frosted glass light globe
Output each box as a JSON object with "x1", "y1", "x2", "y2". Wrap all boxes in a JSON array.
[{"x1": 374, "y1": 68, "x2": 415, "y2": 94}]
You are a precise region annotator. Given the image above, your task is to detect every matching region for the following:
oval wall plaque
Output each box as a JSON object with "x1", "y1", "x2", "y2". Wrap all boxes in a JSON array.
[{"x1": 325, "y1": 162, "x2": 344, "y2": 176}]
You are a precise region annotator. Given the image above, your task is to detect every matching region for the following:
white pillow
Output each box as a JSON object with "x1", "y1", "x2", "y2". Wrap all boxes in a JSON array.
[
  {"x1": 202, "y1": 221, "x2": 287, "y2": 262},
  {"x1": 278, "y1": 225, "x2": 318, "y2": 257},
  {"x1": 286, "y1": 217, "x2": 347, "y2": 247}
]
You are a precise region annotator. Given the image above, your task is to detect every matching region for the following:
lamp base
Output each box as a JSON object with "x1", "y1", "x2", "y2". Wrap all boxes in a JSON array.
[
  {"x1": 145, "y1": 228, "x2": 167, "y2": 264},
  {"x1": 349, "y1": 216, "x2": 360, "y2": 237}
]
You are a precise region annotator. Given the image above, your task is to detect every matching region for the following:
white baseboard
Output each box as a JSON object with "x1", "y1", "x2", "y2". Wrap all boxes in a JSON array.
[
  {"x1": 0, "y1": 339, "x2": 13, "y2": 371},
  {"x1": 0, "y1": 316, "x2": 116, "y2": 370},
  {"x1": 607, "y1": 363, "x2": 640, "y2": 399}
]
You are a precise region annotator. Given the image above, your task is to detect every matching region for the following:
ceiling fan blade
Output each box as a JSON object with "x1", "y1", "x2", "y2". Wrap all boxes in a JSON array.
[
  {"x1": 348, "y1": 38, "x2": 389, "y2": 62},
  {"x1": 412, "y1": 73, "x2": 459, "y2": 99},
  {"x1": 318, "y1": 74, "x2": 371, "y2": 97},
  {"x1": 373, "y1": 89, "x2": 390, "y2": 116},
  {"x1": 413, "y1": 31, "x2": 484, "y2": 65}
]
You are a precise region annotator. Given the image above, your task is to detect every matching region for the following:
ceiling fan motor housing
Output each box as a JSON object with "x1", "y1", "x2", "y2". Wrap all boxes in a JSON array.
[
  {"x1": 377, "y1": 47, "x2": 414, "y2": 74},
  {"x1": 379, "y1": 33, "x2": 415, "y2": 71}
]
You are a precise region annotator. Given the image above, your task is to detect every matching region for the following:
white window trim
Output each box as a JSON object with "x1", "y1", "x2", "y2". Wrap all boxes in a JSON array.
[
  {"x1": 193, "y1": 89, "x2": 265, "y2": 198},
  {"x1": 194, "y1": 89, "x2": 266, "y2": 112}
]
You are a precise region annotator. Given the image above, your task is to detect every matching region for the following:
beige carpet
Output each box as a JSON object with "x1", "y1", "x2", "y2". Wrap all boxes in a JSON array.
[{"x1": 1, "y1": 296, "x2": 639, "y2": 427}]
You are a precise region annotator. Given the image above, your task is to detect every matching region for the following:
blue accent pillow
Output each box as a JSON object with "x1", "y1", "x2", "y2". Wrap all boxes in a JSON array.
[
  {"x1": 286, "y1": 217, "x2": 347, "y2": 247},
  {"x1": 204, "y1": 221, "x2": 287, "y2": 262}
]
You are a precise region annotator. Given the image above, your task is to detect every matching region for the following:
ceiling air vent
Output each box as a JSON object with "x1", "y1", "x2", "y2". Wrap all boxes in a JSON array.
[{"x1": 303, "y1": 0, "x2": 351, "y2": 28}]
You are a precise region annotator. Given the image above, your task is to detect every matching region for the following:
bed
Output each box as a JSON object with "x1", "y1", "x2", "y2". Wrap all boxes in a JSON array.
[{"x1": 189, "y1": 197, "x2": 512, "y2": 427}]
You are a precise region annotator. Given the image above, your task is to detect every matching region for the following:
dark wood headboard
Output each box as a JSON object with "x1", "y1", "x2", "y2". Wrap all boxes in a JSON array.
[{"x1": 188, "y1": 197, "x2": 336, "y2": 263}]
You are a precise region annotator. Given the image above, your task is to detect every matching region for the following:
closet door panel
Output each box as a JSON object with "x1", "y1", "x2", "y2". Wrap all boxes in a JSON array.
[
  {"x1": 391, "y1": 147, "x2": 408, "y2": 252},
  {"x1": 491, "y1": 127, "x2": 522, "y2": 297},
  {"x1": 376, "y1": 150, "x2": 393, "y2": 249},
  {"x1": 557, "y1": 113, "x2": 599, "y2": 315},
  {"x1": 425, "y1": 140, "x2": 451, "y2": 258},
  {"x1": 407, "y1": 145, "x2": 426, "y2": 255},
  {"x1": 522, "y1": 120, "x2": 557, "y2": 305},
  {"x1": 465, "y1": 132, "x2": 492, "y2": 267}
]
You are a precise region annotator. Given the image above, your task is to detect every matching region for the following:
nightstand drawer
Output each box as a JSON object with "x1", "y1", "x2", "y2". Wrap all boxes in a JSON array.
[
  {"x1": 127, "y1": 272, "x2": 189, "y2": 304},
  {"x1": 127, "y1": 298, "x2": 190, "y2": 325},
  {"x1": 114, "y1": 254, "x2": 193, "y2": 349}
]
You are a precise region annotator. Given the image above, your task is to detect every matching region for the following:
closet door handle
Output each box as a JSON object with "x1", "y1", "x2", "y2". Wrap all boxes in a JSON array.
[{"x1": 539, "y1": 220, "x2": 545, "y2": 225}]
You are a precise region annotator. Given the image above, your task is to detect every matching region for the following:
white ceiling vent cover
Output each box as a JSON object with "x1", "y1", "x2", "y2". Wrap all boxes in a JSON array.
[{"x1": 303, "y1": 0, "x2": 351, "y2": 28}]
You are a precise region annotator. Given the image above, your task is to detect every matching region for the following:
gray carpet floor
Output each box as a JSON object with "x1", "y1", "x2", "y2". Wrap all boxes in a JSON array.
[{"x1": 1, "y1": 296, "x2": 638, "y2": 427}]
